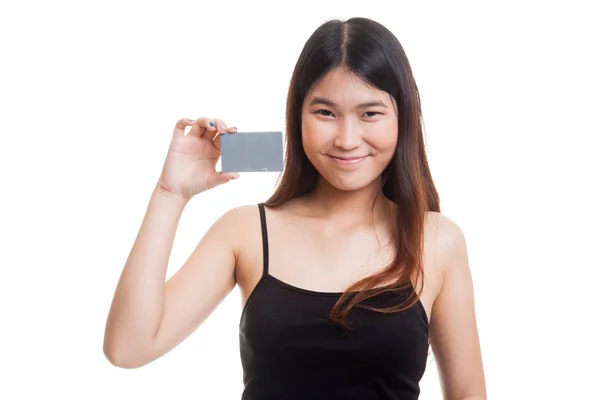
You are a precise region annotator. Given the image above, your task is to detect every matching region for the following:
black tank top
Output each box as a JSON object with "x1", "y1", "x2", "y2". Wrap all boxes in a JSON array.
[{"x1": 239, "y1": 204, "x2": 430, "y2": 399}]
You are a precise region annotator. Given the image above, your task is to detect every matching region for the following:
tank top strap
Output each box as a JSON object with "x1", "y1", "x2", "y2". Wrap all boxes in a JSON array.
[{"x1": 257, "y1": 203, "x2": 270, "y2": 276}]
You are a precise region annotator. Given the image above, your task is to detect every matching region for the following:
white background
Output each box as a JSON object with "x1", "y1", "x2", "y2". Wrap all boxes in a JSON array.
[{"x1": 1, "y1": 1, "x2": 599, "y2": 399}]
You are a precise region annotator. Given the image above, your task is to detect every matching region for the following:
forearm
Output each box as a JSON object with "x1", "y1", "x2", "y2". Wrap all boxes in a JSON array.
[{"x1": 103, "y1": 185, "x2": 189, "y2": 364}]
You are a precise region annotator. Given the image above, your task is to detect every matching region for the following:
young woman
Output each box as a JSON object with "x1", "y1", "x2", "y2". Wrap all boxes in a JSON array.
[{"x1": 103, "y1": 17, "x2": 487, "y2": 400}]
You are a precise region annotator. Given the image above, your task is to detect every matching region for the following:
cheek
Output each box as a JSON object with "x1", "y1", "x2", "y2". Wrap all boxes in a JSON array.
[
  {"x1": 370, "y1": 120, "x2": 398, "y2": 155},
  {"x1": 383, "y1": 133, "x2": 398, "y2": 154},
  {"x1": 301, "y1": 115, "x2": 332, "y2": 151}
]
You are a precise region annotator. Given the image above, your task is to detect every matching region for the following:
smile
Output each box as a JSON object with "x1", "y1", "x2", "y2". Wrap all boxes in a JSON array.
[{"x1": 327, "y1": 155, "x2": 369, "y2": 165}]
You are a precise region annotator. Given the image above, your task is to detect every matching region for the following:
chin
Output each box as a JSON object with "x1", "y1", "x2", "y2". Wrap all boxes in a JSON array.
[{"x1": 320, "y1": 171, "x2": 381, "y2": 192}]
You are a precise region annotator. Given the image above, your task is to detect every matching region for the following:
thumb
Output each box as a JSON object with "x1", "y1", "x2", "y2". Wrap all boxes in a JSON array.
[{"x1": 206, "y1": 171, "x2": 240, "y2": 189}]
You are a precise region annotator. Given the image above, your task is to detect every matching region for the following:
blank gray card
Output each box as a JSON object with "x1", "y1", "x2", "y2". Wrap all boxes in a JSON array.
[{"x1": 220, "y1": 131, "x2": 284, "y2": 173}]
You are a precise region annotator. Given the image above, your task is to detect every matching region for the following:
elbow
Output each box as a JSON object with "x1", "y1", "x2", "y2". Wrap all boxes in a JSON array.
[
  {"x1": 103, "y1": 339, "x2": 151, "y2": 369},
  {"x1": 104, "y1": 351, "x2": 144, "y2": 370}
]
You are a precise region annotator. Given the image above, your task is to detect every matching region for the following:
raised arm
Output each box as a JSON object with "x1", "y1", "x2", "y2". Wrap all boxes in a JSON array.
[{"x1": 103, "y1": 116, "x2": 242, "y2": 368}]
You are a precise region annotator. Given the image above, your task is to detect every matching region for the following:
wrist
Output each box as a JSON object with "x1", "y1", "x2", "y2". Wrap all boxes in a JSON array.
[{"x1": 153, "y1": 184, "x2": 192, "y2": 206}]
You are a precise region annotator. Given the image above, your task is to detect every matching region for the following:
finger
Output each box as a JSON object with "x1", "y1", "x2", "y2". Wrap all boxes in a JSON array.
[
  {"x1": 212, "y1": 127, "x2": 237, "y2": 145},
  {"x1": 212, "y1": 127, "x2": 238, "y2": 147},
  {"x1": 212, "y1": 131, "x2": 222, "y2": 150},
  {"x1": 206, "y1": 171, "x2": 240, "y2": 190},
  {"x1": 219, "y1": 171, "x2": 240, "y2": 182},
  {"x1": 173, "y1": 118, "x2": 196, "y2": 136},
  {"x1": 187, "y1": 117, "x2": 217, "y2": 138},
  {"x1": 212, "y1": 118, "x2": 230, "y2": 134},
  {"x1": 211, "y1": 122, "x2": 238, "y2": 150}
]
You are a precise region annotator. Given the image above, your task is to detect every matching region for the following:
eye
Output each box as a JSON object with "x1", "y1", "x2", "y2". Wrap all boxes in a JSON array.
[
  {"x1": 363, "y1": 111, "x2": 381, "y2": 118},
  {"x1": 315, "y1": 109, "x2": 334, "y2": 117}
]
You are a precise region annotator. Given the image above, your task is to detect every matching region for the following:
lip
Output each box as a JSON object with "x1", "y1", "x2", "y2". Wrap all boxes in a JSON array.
[{"x1": 327, "y1": 155, "x2": 369, "y2": 164}]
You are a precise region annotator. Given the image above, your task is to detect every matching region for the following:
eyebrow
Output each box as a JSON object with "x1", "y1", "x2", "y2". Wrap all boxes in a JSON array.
[{"x1": 309, "y1": 96, "x2": 388, "y2": 109}]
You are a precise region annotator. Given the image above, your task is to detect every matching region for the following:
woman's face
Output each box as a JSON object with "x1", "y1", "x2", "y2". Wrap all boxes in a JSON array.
[{"x1": 301, "y1": 67, "x2": 398, "y2": 192}]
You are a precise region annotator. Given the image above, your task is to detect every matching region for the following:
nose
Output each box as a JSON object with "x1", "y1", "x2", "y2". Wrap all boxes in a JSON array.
[{"x1": 333, "y1": 120, "x2": 362, "y2": 150}]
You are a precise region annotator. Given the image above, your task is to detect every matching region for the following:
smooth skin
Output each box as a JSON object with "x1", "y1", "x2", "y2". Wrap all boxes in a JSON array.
[{"x1": 103, "y1": 67, "x2": 486, "y2": 400}]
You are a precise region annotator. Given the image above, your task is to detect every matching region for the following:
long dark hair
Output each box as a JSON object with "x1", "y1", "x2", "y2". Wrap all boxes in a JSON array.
[{"x1": 264, "y1": 17, "x2": 440, "y2": 324}]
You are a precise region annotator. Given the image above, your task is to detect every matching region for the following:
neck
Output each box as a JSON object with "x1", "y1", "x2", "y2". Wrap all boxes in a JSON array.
[{"x1": 306, "y1": 176, "x2": 391, "y2": 226}]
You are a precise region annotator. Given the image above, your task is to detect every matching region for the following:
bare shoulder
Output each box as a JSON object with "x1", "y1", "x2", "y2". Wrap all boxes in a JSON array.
[
  {"x1": 420, "y1": 211, "x2": 470, "y2": 304},
  {"x1": 196, "y1": 203, "x2": 264, "y2": 277},
  {"x1": 215, "y1": 203, "x2": 265, "y2": 282},
  {"x1": 425, "y1": 211, "x2": 465, "y2": 240},
  {"x1": 216, "y1": 203, "x2": 260, "y2": 222},
  {"x1": 424, "y1": 211, "x2": 468, "y2": 270},
  {"x1": 210, "y1": 204, "x2": 262, "y2": 250}
]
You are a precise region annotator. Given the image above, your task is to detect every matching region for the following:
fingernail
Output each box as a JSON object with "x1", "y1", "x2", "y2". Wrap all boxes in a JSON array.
[{"x1": 209, "y1": 121, "x2": 215, "y2": 127}]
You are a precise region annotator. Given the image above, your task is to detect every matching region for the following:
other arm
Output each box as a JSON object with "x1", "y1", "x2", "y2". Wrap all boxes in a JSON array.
[{"x1": 429, "y1": 215, "x2": 487, "y2": 400}]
